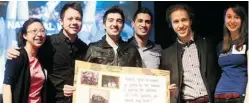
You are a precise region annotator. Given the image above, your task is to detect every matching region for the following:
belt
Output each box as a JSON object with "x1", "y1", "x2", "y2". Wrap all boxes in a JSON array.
[
  {"x1": 215, "y1": 93, "x2": 240, "y2": 99},
  {"x1": 185, "y1": 96, "x2": 209, "y2": 103}
]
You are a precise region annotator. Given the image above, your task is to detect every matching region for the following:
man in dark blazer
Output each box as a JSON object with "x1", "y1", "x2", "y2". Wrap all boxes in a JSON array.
[{"x1": 161, "y1": 4, "x2": 221, "y2": 103}]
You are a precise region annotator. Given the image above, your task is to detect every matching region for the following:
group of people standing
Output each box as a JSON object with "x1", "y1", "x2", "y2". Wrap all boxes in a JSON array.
[{"x1": 2, "y1": 2, "x2": 248, "y2": 103}]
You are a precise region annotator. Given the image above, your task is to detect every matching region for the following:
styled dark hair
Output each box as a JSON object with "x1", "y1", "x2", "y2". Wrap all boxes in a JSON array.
[
  {"x1": 165, "y1": 3, "x2": 195, "y2": 28},
  {"x1": 103, "y1": 5, "x2": 125, "y2": 24},
  {"x1": 133, "y1": 7, "x2": 153, "y2": 23},
  {"x1": 221, "y1": 4, "x2": 248, "y2": 53},
  {"x1": 60, "y1": 2, "x2": 83, "y2": 19},
  {"x1": 18, "y1": 18, "x2": 43, "y2": 47}
]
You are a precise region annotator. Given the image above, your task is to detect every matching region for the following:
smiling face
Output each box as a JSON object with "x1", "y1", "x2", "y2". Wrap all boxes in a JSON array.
[
  {"x1": 60, "y1": 7, "x2": 82, "y2": 36},
  {"x1": 225, "y1": 8, "x2": 241, "y2": 33},
  {"x1": 132, "y1": 13, "x2": 152, "y2": 37},
  {"x1": 24, "y1": 22, "x2": 46, "y2": 48},
  {"x1": 103, "y1": 13, "x2": 124, "y2": 36},
  {"x1": 170, "y1": 9, "x2": 192, "y2": 39}
]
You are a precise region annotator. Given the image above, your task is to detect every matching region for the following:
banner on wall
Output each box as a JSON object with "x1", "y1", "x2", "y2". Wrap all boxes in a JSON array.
[{"x1": 0, "y1": 1, "x2": 139, "y2": 94}]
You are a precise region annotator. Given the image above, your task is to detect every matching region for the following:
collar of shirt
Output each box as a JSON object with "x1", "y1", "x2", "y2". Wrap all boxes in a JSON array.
[
  {"x1": 57, "y1": 30, "x2": 83, "y2": 57},
  {"x1": 58, "y1": 30, "x2": 79, "y2": 45},
  {"x1": 129, "y1": 37, "x2": 155, "y2": 51},
  {"x1": 105, "y1": 33, "x2": 119, "y2": 49},
  {"x1": 99, "y1": 35, "x2": 124, "y2": 48},
  {"x1": 177, "y1": 35, "x2": 195, "y2": 48}
]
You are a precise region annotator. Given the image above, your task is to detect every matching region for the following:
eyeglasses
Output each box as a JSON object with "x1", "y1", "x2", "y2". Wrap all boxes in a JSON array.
[{"x1": 27, "y1": 29, "x2": 46, "y2": 34}]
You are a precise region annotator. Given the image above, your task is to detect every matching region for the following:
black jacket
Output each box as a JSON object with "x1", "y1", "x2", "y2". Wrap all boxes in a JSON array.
[
  {"x1": 161, "y1": 36, "x2": 221, "y2": 103},
  {"x1": 84, "y1": 36, "x2": 142, "y2": 67},
  {"x1": 4, "y1": 48, "x2": 47, "y2": 103}
]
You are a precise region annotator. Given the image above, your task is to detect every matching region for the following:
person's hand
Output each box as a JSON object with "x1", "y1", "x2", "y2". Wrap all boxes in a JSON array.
[
  {"x1": 169, "y1": 84, "x2": 179, "y2": 97},
  {"x1": 63, "y1": 85, "x2": 75, "y2": 97},
  {"x1": 7, "y1": 47, "x2": 20, "y2": 60}
]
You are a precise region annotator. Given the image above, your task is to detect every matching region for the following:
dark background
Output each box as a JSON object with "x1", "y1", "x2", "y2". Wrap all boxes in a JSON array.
[{"x1": 154, "y1": 1, "x2": 248, "y2": 49}]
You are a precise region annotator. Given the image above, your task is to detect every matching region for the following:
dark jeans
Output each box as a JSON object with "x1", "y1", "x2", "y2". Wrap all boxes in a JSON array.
[{"x1": 215, "y1": 96, "x2": 245, "y2": 103}]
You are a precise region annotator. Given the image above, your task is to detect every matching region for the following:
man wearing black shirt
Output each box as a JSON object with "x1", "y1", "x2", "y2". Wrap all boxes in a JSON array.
[{"x1": 7, "y1": 3, "x2": 88, "y2": 103}]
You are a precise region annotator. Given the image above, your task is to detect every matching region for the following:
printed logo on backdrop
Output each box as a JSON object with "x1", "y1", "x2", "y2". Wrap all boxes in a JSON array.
[{"x1": 0, "y1": 1, "x2": 138, "y2": 94}]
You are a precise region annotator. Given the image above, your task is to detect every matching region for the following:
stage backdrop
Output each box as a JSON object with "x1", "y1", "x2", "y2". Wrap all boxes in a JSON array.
[{"x1": 0, "y1": 1, "x2": 144, "y2": 94}]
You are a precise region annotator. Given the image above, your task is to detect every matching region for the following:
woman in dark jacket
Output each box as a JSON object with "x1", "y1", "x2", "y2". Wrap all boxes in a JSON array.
[{"x1": 2, "y1": 18, "x2": 47, "y2": 103}]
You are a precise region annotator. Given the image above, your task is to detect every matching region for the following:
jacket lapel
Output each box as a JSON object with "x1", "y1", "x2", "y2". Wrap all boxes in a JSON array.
[
  {"x1": 176, "y1": 43, "x2": 183, "y2": 86},
  {"x1": 195, "y1": 36, "x2": 207, "y2": 78}
]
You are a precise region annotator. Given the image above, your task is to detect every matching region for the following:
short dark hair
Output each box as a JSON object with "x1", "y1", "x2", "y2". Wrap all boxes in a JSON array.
[
  {"x1": 18, "y1": 18, "x2": 43, "y2": 47},
  {"x1": 166, "y1": 3, "x2": 195, "y2": 28},
  {"x1": 133, "y1": 7, "x2": 153, "y2": 23},
  {"x1": 103, "y1": 5, "x2": 125, "y2": 24},
  {"x1": 60, "y1": 2, "x2": 83, "y2": 19}
]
